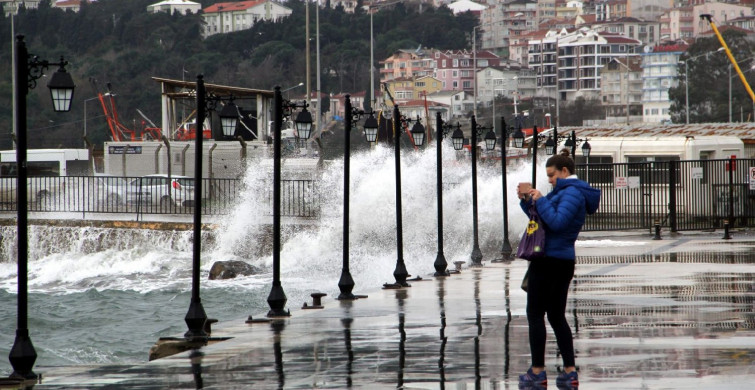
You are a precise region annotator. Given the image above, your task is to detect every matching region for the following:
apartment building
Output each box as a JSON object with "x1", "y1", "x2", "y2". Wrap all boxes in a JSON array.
[
  {"x1": 202, "y1": 0, "x2": 292, "y2": 37},
  {"x1": 600, "y1": 55, "x2": 643, "y2": 123},
  {"x1": 433, "y1": 49, "x2": 503, "y2": 92},
  {"x1": 476, "y1": 66, "x2": 520, "y2": 105},
  {"x1": 379, "y1": 49, "x2": 436, "y2": 84},
  {"x1": 478, "y1": 1, "x2": 538, "y2": 58},
  {"x1": 555, "y1": 1, "x2": 584, "y2": 19},
  {"x1": 641, "y1": 43, "x2": 686, "y2": 124},
  {"x1": 595, "y1": 0, "x2": 674, "y2": 22},
  {"x1": 590, "y1": 17, "x2": 662, "y2": 46},
  {"x1": 425, "y1": 90, "x2": 473, "y2": 119},
  {"x1": 660, "y1": 2, "x2": 752, "y2": 40},
  {"x1": 528, "y1": 27, "x2": 642, "y2": 101},
  {"x1": 382, "y1": 75, "x2": 443, "y2": 105},
  {"x1": 595, "y1": 0, "x2": 628, "y2": 21},
  {"x1": 537, "y1": 0, "x2": 557, "y2": 23}
]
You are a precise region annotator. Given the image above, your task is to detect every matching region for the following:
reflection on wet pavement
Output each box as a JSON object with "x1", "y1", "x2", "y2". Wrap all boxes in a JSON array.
[{"x1": 31, "y1": 236, "x2": 755, "y2": 389}]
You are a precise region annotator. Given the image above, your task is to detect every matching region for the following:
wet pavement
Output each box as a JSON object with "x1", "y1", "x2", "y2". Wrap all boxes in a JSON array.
[{"x1": 8, "y1": 231, "x2": 755, "y2": 389}]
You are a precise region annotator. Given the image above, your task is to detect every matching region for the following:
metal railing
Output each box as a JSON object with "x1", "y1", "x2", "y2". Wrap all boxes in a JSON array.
[
  {"x1": 580, "y1": 158, "x2": 755, "y2": 232},
  {"x1": 0, "y1": 159, "x2": 751, "y2": 230},
  {"x1": 0, "y1": 176, "x2": 321, "y2": 218}
]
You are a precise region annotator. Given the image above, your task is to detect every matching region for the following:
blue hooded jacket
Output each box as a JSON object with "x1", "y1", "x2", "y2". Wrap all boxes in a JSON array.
[{"x1": 520, "y1": 178, "x2": 601, "y2": 260}]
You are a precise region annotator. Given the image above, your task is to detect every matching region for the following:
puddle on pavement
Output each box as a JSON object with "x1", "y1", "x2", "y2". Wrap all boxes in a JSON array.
[{"x1": 566, "y1": 249, "x2": 755, "y2": 386}]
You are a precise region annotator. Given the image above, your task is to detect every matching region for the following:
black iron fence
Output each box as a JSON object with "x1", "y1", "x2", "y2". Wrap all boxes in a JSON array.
[
  {"x1": 579, "y1": 158, "x2": 755, "y2": 232},
  {"x1": 0, "y1": 176, "x2": 320, "y2": 218},
  {"x1": 0, "y1": 159, "x2": 751, "y2": 230}
]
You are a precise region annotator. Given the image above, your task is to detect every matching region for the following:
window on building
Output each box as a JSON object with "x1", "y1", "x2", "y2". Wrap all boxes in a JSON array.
[
  {"x1": 574, "y1": 156, "x2": 613, "y2": 183},
  {"x1": 453, "y1": 81, "x2": 458, "y2": 88},
  {"x1": 626, "y1": 156, "x2": 681, "y2": 184},
  {"x1": 442, "y1": 60, "x2": 447, "y2": 67},
  {"x1": 452, "y1": 70, "x2": 458, "y2": 77},
  {"x1": 453, "y1": 59, "x2": 459, "y2": 67},
  {"x1": 463, "y1": 81, "x2": 472, "y2": 89}
]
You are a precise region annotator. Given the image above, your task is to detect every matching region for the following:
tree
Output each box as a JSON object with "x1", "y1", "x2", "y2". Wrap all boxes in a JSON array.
[
  {"x1": 558, "y1": 98, "x2": 605, "y2": 126},
  {"x1": 669, "y1": 30, "x2": 754, "y2": 123}
]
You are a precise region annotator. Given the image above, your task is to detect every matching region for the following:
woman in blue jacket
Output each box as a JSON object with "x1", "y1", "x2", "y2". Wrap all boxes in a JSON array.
[{"x1": 517, "y1": 149, "x2": 601, "y2": 388}]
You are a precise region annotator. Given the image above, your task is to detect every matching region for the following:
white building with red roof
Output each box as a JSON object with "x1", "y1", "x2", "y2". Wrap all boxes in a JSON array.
[
  {"x1": 147, "y1": 0, "x2": 201, "y2": 15},
  {"x1": 202, "y1": 0, "x2": 292, "y2": 37},
  {"x1": 2, "y1": 0, "x2": 40, "y2": 16},
  {"x1": 53, "y1": 0, "x2": 89, "y2": 13}
]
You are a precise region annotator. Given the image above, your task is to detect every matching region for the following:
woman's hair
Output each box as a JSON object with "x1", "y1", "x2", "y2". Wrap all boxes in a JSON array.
[{"x1": 545, "y1": 148, "x2": 575, "y2": 174}]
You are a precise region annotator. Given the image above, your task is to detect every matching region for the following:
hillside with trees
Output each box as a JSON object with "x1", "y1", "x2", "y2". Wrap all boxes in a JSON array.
[{"x1": 0, "y1": 0, "x2": 477, "y2": 149}]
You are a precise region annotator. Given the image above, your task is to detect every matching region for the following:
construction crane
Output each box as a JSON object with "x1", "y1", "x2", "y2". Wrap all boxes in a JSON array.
[
  {"x1": 94, "y1": 82, "x2": 162, "y2": 142},
  {"x1": 700, "y1": 13, "x2": 755, "y2": 104}
]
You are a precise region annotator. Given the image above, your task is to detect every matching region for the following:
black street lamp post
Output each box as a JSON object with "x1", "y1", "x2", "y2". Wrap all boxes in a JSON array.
[
  {"x1": 433, "y1": 113, "x2": 453, "y2": 276},
  {"x1": 339, "y1": 95, "x2": 377, "y2": 299},
  {"x1": 514, "y1": 125, "x2": 591, "y2": 190},
  {"x1": 392, "y1": 104, "x2": 409, "y2": 287},
  {"x1": 512, "y1": 125, "x2": 543, "y2": 188},
  {"x1": 379, "y1": 101, "x2": 424, "y2": 288},
  {"x1": 531, "y1": 125, "x2": 538, "y2": 186},
  {"x1": 493, "y1": 117, "x2": 513, "y2": 261},
  {"x1": 268, "y1": 86, "x2": 313, "y2": 316},
  {"x1": 10, "y1": 34, "x2": 76, "y2": 380},
  {"x1": 452, "y1": 116, "x2": 496, "y2": 267},
  {"x1": 184, "y1": 75, "x2": 239, "y2": 340},
  {"x1": 563, "y1": 131, "x2": 591, "y2": 160}
]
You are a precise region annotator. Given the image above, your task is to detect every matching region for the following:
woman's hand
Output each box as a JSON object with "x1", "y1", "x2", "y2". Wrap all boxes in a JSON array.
[
  {"x1": 517, "y1": 182, "x2": 532, "y2": 200},
  {"x1": 529, "y1": 189, "x2": 543, "y2": 201}
]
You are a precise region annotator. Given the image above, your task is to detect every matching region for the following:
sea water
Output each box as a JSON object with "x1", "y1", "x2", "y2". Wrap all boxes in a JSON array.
[{"x1": 0, "y1": 142, "x2": 546, "y2": 374}]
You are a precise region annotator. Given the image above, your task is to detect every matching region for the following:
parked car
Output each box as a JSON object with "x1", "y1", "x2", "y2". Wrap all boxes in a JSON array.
[
  {"x1": 93, "y1": 175, "x2": 128, "y2": 211},
  {"x1": 126, "y1": 174, "x2": 195, "y2": 211}
]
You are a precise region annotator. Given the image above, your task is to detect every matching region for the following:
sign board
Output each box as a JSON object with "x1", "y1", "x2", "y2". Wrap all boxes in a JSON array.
[
  {"x1": 750, "y1": 167, "x2": 755, "y2": 190},
  {"x1": 615, "y1": 176, "x2": 628, "y2": 189},
  {"x1": 627, "y1": 176, "x2": 640, "y2": 189},
  {"x1": 108, "y1": 146, "x2": 143, "y2": 155},
  {"x1": 691, "y1": 167, "x2": 704, "y2": 180}
]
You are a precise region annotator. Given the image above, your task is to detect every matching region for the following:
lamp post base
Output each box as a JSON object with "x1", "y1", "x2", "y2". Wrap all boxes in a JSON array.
[
  {"x1": 184, "y1": 299, "x2": 209, "y2": 341},
  {"x1": 393, "y1": 260, "x2": 410, "y2": 287},
  {"x1": 9, "y1": 329, "x2": 38, "y2": 381},
  {"x1": 469, "y1": 246, "x2": 484, "y2": 267},
  {"x1": 337, "y1": 269, "x2": 357, "y2": 300},
  {"x1": 267, "y1": 284, "x2": 291, "y2": 317},
  {"x1": 433, "y1": 252, "x2": 450, "y2": 276},
  {"x1": 491, "y1": 241, "x2": 513, "y2": 263}
]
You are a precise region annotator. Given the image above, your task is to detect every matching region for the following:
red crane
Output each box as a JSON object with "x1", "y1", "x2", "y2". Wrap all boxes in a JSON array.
[{"x1": 96, "y1": 82, "x2": 162, "y2": 141}]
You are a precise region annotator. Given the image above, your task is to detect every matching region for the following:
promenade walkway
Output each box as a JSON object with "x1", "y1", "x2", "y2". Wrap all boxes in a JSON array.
[{"x1": 9, "y1": 231, "x2": 755, "y2": 389}]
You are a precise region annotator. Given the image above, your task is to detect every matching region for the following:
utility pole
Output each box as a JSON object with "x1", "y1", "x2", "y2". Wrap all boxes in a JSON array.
[{"x1": 305, "y1": 1, "x2": 310, "y2": 111}]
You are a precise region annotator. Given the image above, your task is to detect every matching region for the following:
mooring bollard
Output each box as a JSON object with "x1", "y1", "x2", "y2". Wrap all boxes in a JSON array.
[
  {"x1": 723, "y1": 219, "x2": 732, "y2": 240},
  {"x1": 303, "y1": 292, "x2": 327, "y2": 309},
  {"x1": 652, "y1": 221, "x2": 662, "y2": 240}
]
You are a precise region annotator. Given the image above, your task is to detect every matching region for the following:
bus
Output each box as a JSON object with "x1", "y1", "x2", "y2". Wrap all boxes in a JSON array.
[{"x1": 0, "y1": 149, "x2": 90, "y2": 208}]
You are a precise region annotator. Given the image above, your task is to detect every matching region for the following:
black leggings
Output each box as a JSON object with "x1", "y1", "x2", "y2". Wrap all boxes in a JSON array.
[{"x1": 526, "y1": 258, "x2": 576, "y2": 367}]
